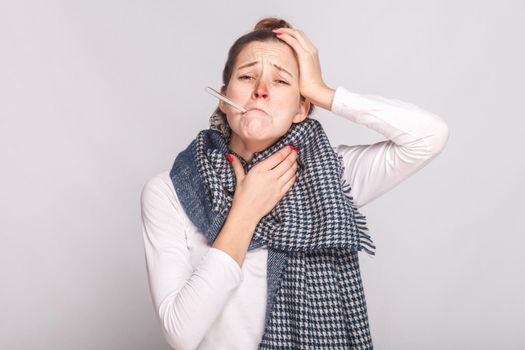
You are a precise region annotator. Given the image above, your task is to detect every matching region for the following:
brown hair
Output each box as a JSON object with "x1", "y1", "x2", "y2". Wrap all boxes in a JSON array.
[{"x1": 212, "y1": 17, "x2": 314, "y2": 121}]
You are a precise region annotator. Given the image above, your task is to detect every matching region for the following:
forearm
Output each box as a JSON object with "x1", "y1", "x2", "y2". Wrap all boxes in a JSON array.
[
  {"x1": 307, "y1": 84, "x2": 336, "y2": 111},
  {"x1": 331, "y1": 87, "x2": 449, "y2": 152},
  {"x1": 141, "y1": 173, "x2": 245, "y2": 349},
  {"x1": 211, "y1": 208, "x2": 259, "y2": 268},
  {"x1": 331, "y1": 86, "x2": 449, "y2": 208}
]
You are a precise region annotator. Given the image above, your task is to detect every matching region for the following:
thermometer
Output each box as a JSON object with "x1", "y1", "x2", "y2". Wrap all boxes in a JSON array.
[{"x1": 205, "y1": 86, "x2": 248, "y2": 113}]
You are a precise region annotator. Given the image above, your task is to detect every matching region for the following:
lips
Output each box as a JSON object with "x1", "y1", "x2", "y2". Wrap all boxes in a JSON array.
[{"x1": 245, "y1": 107, "x2": 268, "y2": 115}]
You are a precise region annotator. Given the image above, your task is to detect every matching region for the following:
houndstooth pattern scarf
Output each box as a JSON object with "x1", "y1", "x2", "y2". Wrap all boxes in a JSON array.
[{"x1": 170, "y1": 112, "x2": 376, "y2": 349}]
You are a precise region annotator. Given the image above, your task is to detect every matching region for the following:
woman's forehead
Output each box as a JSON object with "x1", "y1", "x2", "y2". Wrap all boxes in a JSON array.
[{"x1": 234, "y1": 41, "x2": 298, "y2": 74}]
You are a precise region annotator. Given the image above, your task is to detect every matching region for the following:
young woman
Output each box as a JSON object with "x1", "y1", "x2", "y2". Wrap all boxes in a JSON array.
[{"x1": 140, "y1": 17, "x2": 449, "y2": 350}]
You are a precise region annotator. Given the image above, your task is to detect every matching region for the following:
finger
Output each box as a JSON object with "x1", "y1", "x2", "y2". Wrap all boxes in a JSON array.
[
  {"x1": 227, "y1": 154, "x2": 245, "y2": 181},
  {"x1": 273, "y1": 28, "x2": 317, "y2": 54},
  {"x1": 272, "y1": 149, "x2": 298, "y2": 178},
  {"x1": 260, "y1": 145, "x2": 294, "y2": 170},
  {"x1": 280, "y1": 172, "x2": 297, "y2": 196},
  {"x1": 278, "y1": 158, "x2": 298, "y2": 184},
  {"x1": 293, "y1": 29, "x2": 317, "y2": 52},
  {"x1": 273, "y1": 31, "x2": 304, "y2": 55}
]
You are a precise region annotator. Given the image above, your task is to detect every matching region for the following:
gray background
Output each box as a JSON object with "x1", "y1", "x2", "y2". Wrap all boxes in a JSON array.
[{"x1": 1, "y1": 0, "x2": 524, "y2": 349}]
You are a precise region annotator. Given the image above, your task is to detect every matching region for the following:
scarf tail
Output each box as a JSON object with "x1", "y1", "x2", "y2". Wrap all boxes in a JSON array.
[
  {"x1": 339, "y1": 153, "x2": 377, "y2": 257},
  {"x1": 258, "y1": 250, "x2": 374, "y2": 350}
]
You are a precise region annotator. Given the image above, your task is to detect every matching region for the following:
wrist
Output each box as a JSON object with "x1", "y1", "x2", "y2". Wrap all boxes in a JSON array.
[
  {"x1": 305, "y1": 84, "x2": 336, "y2": 111},
  {"x1": 228, "y1": 205, "x2": 260, "y2": 229}
]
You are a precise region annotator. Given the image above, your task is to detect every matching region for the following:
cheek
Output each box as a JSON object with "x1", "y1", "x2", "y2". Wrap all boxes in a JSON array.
[
  {"x1": 227, "y1": 81, "x2": 249, "y2": 97},
  {"x1": 275, "y1": 92, "x2": 301, "y2": 112}
]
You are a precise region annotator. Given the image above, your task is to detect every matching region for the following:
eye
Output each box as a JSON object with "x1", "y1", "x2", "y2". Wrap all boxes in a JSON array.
[
  {"x1": 239, "y1": 75, "x2": 252, "y2": 80},
  {"x1": 276, "y1": 79, "x2": 289, "y2": 85}
]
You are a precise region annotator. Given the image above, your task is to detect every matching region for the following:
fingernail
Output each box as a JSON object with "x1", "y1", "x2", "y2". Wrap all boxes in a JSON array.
[
  {"x1": 289, "y1": 145, "x2": 294, "y2": 150},
  {"x1": 275, "y1": 32, "x2": 282, "y2": 36},
  {"x1": 226, "y1": 154, "x2": 233, "y2": 163},
  {"x1": 294, "y1": 148, "x2": 299, "y2": 154}
]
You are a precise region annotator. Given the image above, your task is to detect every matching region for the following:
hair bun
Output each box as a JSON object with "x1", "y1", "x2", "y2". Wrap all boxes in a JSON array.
[{"x1": 253, "y1": 17, "x2": 292, "y2": 31}]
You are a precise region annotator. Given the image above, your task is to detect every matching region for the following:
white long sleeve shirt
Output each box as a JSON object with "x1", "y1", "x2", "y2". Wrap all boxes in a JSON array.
[{"x1": 140, "y1": 86, "x2": 449, "y2": 350}]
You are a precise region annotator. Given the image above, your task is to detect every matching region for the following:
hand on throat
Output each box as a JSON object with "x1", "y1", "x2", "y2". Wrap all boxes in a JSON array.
[{"x1": 228, "y1": 132, "x2": 280, "y2": 164}]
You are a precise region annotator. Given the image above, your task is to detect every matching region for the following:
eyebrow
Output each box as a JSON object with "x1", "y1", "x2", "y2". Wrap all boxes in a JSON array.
[{"x1": 236, "y1": 61, "x2": 294, "y2": 78}]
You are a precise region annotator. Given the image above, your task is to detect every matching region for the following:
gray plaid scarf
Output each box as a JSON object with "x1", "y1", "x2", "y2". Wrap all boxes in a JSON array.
[{"x1": 170, "y1": 114, "x2": 376, "y2": 349}]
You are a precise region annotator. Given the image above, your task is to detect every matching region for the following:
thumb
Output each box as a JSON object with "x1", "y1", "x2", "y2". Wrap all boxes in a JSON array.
[{"x1": 227, "y1": 153, "x2": 245, "y2": 182}]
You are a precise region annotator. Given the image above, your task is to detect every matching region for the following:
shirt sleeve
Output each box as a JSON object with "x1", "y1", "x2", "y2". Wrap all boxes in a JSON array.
[
  {"x1": 330, "y1": 86, "x2": 449, "y2": 209},
  {"x1": 140, "y1": 173, "x2": 243, "y2": 350}
]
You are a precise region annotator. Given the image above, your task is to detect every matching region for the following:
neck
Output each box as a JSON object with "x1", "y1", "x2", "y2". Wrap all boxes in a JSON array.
[{"x1": 228, "y1": 133, "x2": 279, "y2": 163}]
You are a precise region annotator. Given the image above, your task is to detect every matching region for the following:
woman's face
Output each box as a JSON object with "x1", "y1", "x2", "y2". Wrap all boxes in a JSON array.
[{"x1": 219, "y1": 40, "x2": 310, "y2": 144}]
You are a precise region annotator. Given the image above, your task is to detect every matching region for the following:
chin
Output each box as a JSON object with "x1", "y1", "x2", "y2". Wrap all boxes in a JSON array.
[
  {"x1": 240, "y1": 131, "x2": 273, "y2": 141},
  {"x1": 237, "y1": 129, "x2": 280, "y2": 143}
]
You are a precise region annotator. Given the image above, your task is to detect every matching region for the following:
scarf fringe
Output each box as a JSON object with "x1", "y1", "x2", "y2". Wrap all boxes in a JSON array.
[{"x1": 339, "y1": 155, "x2": 377, "y2": 256}]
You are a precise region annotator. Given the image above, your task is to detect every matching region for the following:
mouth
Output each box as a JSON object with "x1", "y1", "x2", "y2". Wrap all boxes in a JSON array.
[{"x1": 243, "y1": 108, "x2": 268, "y2": 116}]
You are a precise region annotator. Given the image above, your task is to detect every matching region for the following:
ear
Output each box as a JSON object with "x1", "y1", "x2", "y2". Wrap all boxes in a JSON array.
[{"x1": 292, "y1": 97, "x2": 311, "y2": 123}]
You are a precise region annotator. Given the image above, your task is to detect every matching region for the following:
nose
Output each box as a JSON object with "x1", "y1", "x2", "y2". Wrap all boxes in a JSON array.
[{"x1": 252, "y1": 79, "x2": 269, "y2": 100}]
